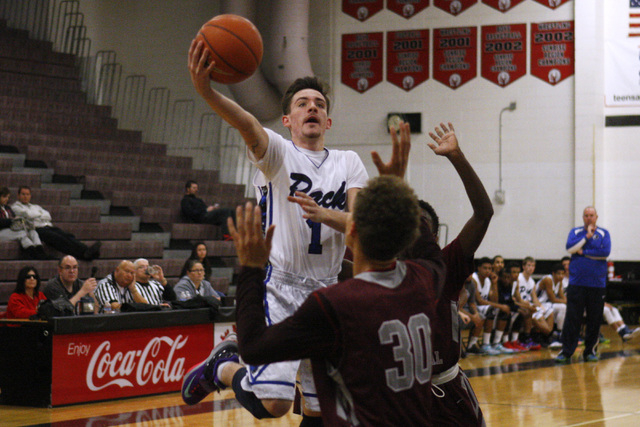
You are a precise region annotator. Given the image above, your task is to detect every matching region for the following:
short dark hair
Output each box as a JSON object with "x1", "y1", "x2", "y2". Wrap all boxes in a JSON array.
[
  {"x1": 492, "y1": 255, "x2": 503, "y2": 263},
  {"x1": 0, "y1": 187, "x2": 10, "y2": 197},
  {"x1": 281, "y1": 76, "x2": 331, "y2": 115},
  {"x1": 507, "y1": 262, "x2": 521, "y2": 272},
  {"x1": 185, "y1": 180, "x2": 197, "y2": 190},
  {"x1": 522, "y1": 256, "x2": 535, "y2": 266},
  {"x1": 14, "y1": 266, "x2": 41, "y2": 295},
  {"x1": 186, "y1": 259, "x2": 203, "y2": 272},
  {"x1": 418, "y1": 199, "x2": 439, "y2": 237},
  {"x1": 561, "y1": 256, "x2": 570, "y2": 263},
  {"x1": 353, "y1": 176, "x2": 420, "y2": 261},
  {"x1": 18, "y1": 186, "x2": 31, "y2": 194},
  {"x1": 477, "y1": 257, "x2": 492, "y2": 269},
  {"x1": 551, "y1": 263, "x2": 564, "y2": 274}
]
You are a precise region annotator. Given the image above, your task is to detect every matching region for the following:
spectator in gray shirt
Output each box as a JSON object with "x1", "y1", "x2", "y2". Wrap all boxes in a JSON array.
[{"x1": 174, "y1": 260, "x2": 223, "y2": 301}]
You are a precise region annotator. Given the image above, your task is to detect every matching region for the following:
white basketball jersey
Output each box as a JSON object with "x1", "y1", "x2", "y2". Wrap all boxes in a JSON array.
[
  {"x1": 516, "y1": 272, "x2": 535, "y2": 302},
  {"x1": 536, "y1": 274, "x2": 562, "y2": 303},
  {"x1": 472, "y1": 272, "x2": 491, "y2": 300},
  {"x1": 251, "y1": 128, "x2": 368, "y2": 280}
]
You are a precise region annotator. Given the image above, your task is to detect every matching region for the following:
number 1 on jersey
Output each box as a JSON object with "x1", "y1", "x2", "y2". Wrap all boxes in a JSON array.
[{"x1": 306, "y1": 219, "x2": 323, "y2": 254}]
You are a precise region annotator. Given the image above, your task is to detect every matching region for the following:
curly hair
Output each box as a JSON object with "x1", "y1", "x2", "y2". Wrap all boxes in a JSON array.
[
  {"x1": 353, "y1": 176, "x2": 420, "y2": 261},
  {"x1": 281, "y1": 76, "x2": 331, "y2": 115},
  {"x1": 418, "y1": 199, "x2": 439, "y2": 238},
  {"x1": 14, "y1": 265, "x2": 41, "y2": 295}
]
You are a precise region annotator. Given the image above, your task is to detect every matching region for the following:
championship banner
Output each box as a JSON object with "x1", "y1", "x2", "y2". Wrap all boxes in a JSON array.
[
  {"x1": 387, "y1": 0, "x2": 430, "y2": 19},
  {"x1": 482, "y1": 0, "x2": 525, "y2": 13},
  {"x1": 433, "y1": 26, "x2": 477, "y2": 89},
  {"x1": 387, "y1": 30, "x2": 430, "y2": 91},
  {"x1": 342, "y1": 0, "x2": 383, "y2": 21},
  {"x1": 481, "y1": 24, "x2": 526, "y2": 87},
  {"x1": 530, "y1": 21, "x2": 574, "y2": 85},
  {"x1": 342, "y1": 32, "x2": 384, "y2": 93},
  {"x1": 434, "y1": 0, "x2": 477, "y2": 16},
  {"x1": 605, "y1": 39, "x2": 640, "y2": 106},
  {"x1": 532, "y1": 0, "x2": 571, "y2": 9},
  {"x1": 51, "y1": 324, "x2": 213, "y2": 406}
]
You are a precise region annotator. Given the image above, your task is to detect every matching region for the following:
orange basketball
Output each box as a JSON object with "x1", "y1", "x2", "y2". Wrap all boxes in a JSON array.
[{"x1": 196, "y1": 14, "x2": 263, "y2": 84}]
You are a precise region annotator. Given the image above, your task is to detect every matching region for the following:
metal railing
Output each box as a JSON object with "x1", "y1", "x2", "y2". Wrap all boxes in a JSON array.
[{"x1": 0, "y1": 0, "x2": 251, "y2": 194}]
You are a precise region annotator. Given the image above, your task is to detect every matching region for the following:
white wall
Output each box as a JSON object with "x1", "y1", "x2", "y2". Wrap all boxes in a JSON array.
[{"x1": 74, "y1": 0, "x2": 638, "y2": 261}]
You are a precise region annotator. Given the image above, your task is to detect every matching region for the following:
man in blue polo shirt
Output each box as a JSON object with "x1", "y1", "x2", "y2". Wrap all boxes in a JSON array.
[{"x1": 555, "y1": 206, "x2": 611, "y2": 363}]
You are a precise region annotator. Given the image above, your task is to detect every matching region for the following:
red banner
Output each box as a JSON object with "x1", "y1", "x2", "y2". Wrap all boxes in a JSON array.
[
  {"x1": 530, "y1": 21, "x2": 574, "y2": 85},
  {"x1": 342, "y1": 0, "x2": 384, "y2": 21},
  {"x1": 342, "y1": 32, "x2": 384, "y2": 93},
  {"x1": 532, "y1": 0, "x2": 571, "y2": 10},
  {"x1": 433, "y1": 27, "x2": 477, "y2": 89},
  {"x1": 482, "y1": 0, "x2": 525, "y2": 13},
  {"x1": 387, "y1": 0, "x2": 430, "y2": 19},
  {"x1": 434, "y1": 0, "x2": 477, "y2": 16},
  {"x1": 51, "y1": 324, "x2": 213, "y2": 406},
  {"x1": 481, "y1": 24, "x2": 526, "y2": 87},
  {"x1": 387, "y1": 30, "x2": 429, "y2": 91}
]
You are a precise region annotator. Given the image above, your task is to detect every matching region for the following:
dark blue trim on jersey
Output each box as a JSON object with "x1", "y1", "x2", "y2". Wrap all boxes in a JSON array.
[
  {"x1": 290, "y1": 141, "x2": 330, "y2": 169},
  {"x1": 263, "y1": 263, "x2": 273, "y2": 327}
]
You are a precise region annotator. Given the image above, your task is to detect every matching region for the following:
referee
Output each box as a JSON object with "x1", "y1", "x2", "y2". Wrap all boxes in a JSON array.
[{"x1": 555, "y1": 206, "x2": 611, "y2": 363}]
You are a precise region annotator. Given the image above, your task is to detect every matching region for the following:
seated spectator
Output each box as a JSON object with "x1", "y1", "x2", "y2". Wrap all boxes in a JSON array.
[
  {"x1": 179, "y1": 241, "x2": 212, "y2": 281},
  {"x1": 133, "y1": 258, "x2": 167, "y2": 305},
  {"x1": 43, "y1": 255, "x2": 98, "y2": 312},
  {"x1": 0, "y1": 187, "x2": 48, "y2": 259},
  {"x1": 7, "y1": 266, "x2": 46, "y2": 319},
  {"x1": 11, "y1": 186, "x2": 101, "y2": 261},
  {"x1": 535, "y1": 263, "x2": 567, "y2": 348},
  {"x1": 174, "y1": 260, "x2": 223, "y2": 300},
  {"x1": 512, "y1": 257, "x2": 550, "y2": 349},
  {"x1": 95, "y1": 260, "x2": 148, "y2": 311},
  {"x1": 180, "y1": 180, "x2": 234, "y2": 237},
  {"x1": 459, "y1": 277, "x2": 488, "y2": 355}
]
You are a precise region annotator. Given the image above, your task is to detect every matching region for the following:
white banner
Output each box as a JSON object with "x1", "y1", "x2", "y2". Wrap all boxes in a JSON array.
[{"x1": 604, "y1": 39, "x2": 640, "y2": 106}]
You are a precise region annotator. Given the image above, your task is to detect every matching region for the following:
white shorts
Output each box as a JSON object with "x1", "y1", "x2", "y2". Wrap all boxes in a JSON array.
[
  {"x1": 477, "y1": 304, "x2": 496, "y2": 319},
  {"x1": 532, "y1": 302, "x2": 554, "y2": 320},
  {"x1": 240, "y1": 268, "x2": 336, "y2": 412}
]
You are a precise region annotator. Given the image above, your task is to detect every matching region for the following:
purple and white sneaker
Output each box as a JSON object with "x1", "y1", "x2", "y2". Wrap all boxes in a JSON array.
[{"x1": 181, "y1": 333, "x2": 239, "y2": 405}]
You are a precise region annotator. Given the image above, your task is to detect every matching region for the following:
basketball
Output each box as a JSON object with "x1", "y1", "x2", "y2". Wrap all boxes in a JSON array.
[{"x1": 196, "y1": 14, "x2": 263, "y2": 84}]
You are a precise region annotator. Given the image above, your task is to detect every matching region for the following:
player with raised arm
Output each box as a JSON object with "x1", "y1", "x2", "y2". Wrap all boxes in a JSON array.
[{"x1": 183, "y1": 40, "x2": 368, "y2": 423}]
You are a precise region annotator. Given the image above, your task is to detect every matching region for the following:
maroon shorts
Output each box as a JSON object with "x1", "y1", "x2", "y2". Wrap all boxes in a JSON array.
[{"x1": 431, "y1": 368, "x2": 485, "y2": 427}]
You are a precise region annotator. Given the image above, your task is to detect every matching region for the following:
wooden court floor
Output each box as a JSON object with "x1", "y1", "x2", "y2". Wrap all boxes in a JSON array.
[{"x1": 2, "y1": 326, "x2": 640, "y2": 427}]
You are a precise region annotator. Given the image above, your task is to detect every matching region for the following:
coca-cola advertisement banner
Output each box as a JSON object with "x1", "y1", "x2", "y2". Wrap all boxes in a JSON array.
[
  {"x1": 532, "y1": 0, "x2": 571, "y2": 10},
  {"x1": 387, "y1": 29, "x2": 430, "y2": 91},
  {"x1": 434, "y1": 0, "x2": 477, "y2": 16},
  {"x1": 530, "y1": 21, "x2": 574, "y2": 85},
  {"x1": 51, "y1": 324, "x2": 213, "y2": 405},
  {"x1": 342, "y1": 0, "x2": 383, "y2": 21},
  {"x1": 433, "y1": 26, "x2": 477, "y2": 89},
  {"x1": 481, "y1": 24, "x2": 526, "y2": 87},
  {"x1": 341, "y1": 32, "x2": 384, "y2": 93},
  {"x1": 482, "y1": 0, "x2": 525, "y2": 13},
  {"x1": 387, "y1": 0, "x2": 430, "y2": 19}
]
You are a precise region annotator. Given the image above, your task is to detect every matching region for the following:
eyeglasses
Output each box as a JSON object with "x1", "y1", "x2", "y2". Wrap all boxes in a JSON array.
[
  {"x1": 62, "y1": 265, "x2": 78, "y2": 271},
  {"x1": 190, "y1": 269, "x2": 205, "y2": 273},
  {"x1": 26, "y1": 274, "x2": 37, "y2": 279}
]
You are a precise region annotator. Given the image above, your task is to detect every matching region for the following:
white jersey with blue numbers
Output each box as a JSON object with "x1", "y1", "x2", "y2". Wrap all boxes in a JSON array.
[{"x1": 250, "y1": 128, "x2": 368, "y2": 281}]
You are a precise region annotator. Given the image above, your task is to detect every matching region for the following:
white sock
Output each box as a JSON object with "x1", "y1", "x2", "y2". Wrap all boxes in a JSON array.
[
  {"x1": 617, "y1": 325, "x2": 626, "y2": 333},
  {"x1": 493, "y1": 330, "x2": 504, "y2": 345},
  {"x1": 468, "y1": 336, "x2": 478, "y2": 347},
  {"x1": 512, "y1": 332, "x2": 519, "y2": 342},
  {"x1": 483, "y1": 332, "x2": 491, "y2": 345},
  {"x1": 216, "y1": 361, "x2": 232, "y2": 382}
]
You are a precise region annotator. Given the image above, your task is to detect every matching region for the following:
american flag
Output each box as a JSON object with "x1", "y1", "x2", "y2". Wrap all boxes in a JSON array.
[{"x1": 631, "y1": 0, "x2": 640, "y2": 37}]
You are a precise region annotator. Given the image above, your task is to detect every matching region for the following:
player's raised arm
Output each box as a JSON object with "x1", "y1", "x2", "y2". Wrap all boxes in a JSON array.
[
  {"x1": 188, "y1": 39, "x2": 268, "y2": 159},
  {"x1": 428, "y1": 122, "x2": 493, "y2": 257}
]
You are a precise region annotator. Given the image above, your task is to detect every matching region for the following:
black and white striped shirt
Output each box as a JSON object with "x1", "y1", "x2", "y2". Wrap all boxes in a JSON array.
[
  {"x1": 136, "y1": 279, "x2": 165, "y2": 305},
  {"x1": 95, "y1": 273, "x2": 139, "y2": 306}
]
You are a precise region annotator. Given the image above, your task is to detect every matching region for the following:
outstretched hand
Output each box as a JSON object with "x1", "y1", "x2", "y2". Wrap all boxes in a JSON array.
[
  {"x1": 228, "y1": 202, "x2": 275, "y2": 268},
  {"x1": 188, "y1": 39, "x2": 216, "y2": 97},
  {"x1": 287, "y1": 191, "x2": 326, "y2": 223},
  {"x1": 371, "y1": 121, "x2": 411, "y2": 178},
  {"x1": 428, "y1": 122, "x2": 461, "y2": 158}
]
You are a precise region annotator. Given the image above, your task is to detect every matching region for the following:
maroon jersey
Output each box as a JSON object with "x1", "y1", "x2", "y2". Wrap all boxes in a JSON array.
[
  {"x1": 431, "y1": 238, "x2": 474, "y2": 374},
  {"x1": 311, "y1": 259, "x2": 444, "y2": 426}
]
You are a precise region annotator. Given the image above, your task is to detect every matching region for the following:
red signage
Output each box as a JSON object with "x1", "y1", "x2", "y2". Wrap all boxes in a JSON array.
[
  {"x1": 342, "y1": 0, "x2": 384, "y2": 21},
  {"x1": 341, "y1": 32, "x2": 384, "y2": 93},
  {"x1": 481, "y1": 24, "x2": 526, "y2": 87},
  {"x1": 530, "y1": 21, "x2": 574, "y2": 85},
  {"x1": 532, "y1": 0, "x2": 571, "y2": 9},
  {"x1": 387, "y1": 30, "x2": 429, "y2": 91},
  {"x1": 51, "y1": 324, "x2": 213, "y2": 405},
  {"x1": 434, "y1": 0, "x2": 477, "y2": 16},
  {"x1": 433, "y1": 27, "x2": 477, "y2": 89},
  {"x1": 387, "y1": 0, "x2": 430, "y2": 19},
  {"x1": 482, "y1": 0, "x2": 525, "y2": 13}
]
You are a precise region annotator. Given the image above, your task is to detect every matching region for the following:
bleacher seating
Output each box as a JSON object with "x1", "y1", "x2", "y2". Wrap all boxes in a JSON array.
[{"x1": 0, "y1": 19, "x2": 244, "y2": 311}]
